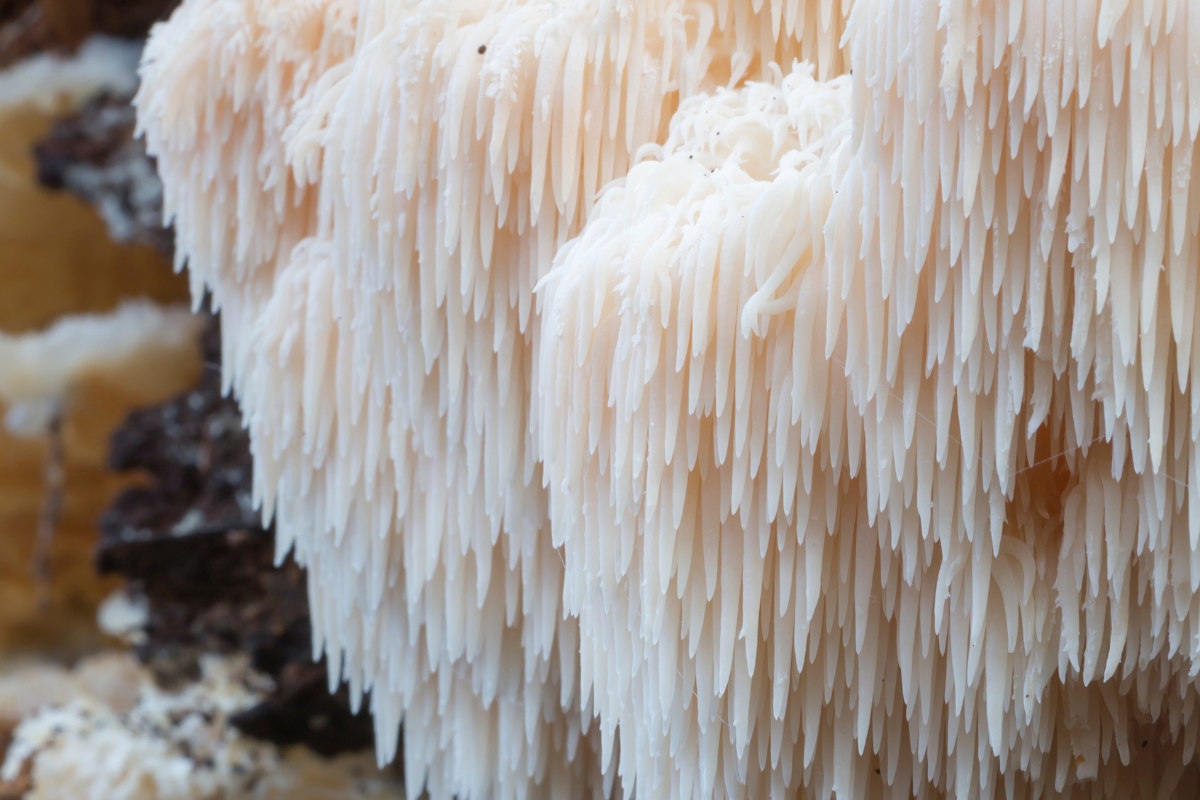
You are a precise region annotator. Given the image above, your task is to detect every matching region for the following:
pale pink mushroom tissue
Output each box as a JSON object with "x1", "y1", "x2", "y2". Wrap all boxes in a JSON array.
[{"x1": 137, "y1": 0, "x2": 1200, "y2": 797}]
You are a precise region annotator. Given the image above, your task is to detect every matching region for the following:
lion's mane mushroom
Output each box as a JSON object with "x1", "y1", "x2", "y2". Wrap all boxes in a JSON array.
[
  {"x1": 538, "y1": 64, "x2": 855, "y2": 799},
  {"x1": 135, "y1": 0, "x2": 359, "y2": 389},
  {"x1": 140, "y1": 0, "x2": 1200, "y2": 796},
  {"x1": 139, "y1": 1, "x2": 849, "y2": 796},
  {"x1": 538, "y1": 0, "x2": 1200, "y2": 797}
]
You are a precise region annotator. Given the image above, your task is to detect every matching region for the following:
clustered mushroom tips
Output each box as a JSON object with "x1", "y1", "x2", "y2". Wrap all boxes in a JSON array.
[{"x1": 138, "y1": 0, "x2": 1200, "y2": 798}]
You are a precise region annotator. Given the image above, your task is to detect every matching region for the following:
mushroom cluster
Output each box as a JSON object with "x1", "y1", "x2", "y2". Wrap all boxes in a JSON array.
[{"x1": 138, "y1": 0, "x2": 1200, "y2": 797}]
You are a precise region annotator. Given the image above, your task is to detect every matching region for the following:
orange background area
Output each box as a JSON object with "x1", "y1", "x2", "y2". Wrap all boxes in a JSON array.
[{"x1": 0, "y1": 99, "x2": 195, "y2": 663}]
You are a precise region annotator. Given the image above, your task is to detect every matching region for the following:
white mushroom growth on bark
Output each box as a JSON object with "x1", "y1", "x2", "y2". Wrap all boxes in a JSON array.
[
  {"x1": 140, "y1": 1, "x2": 847, "y2": 796},
  {"x1": 138, "y1": 0, "x2": 1200, "y2": 797},
  {"x1": 539, "y1": 65, "x2": 857, "y2": 798}
]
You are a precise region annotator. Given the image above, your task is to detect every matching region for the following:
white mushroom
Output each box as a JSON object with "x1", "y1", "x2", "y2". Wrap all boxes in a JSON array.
[
  {"x1": 138, "y1": 2, "x2": 849, "y2": 796},
  {"x1": 138, "y1": 0, "x2": 1200, "y2": 796},
  {"x1": 540, "y1": 0, "x2": 1200, "y2": 796}
]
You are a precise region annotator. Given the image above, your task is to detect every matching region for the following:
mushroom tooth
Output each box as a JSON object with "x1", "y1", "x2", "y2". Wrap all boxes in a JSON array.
[
  {"x1": 538, "y1": 0, "x2": 1200, "y2": 791},
  {"x1": 136, "y1": 0, "x2": 358, "y2": 394},
  {"x1": 131, "y1": 0, "x2": 1200, "y2": 796},
  {"x1": 213, "y1": 0, "x2": 852, "y2": 794}
]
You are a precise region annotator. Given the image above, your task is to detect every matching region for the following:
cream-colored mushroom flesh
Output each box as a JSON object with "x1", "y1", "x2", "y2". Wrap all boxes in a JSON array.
[{"x1": 139, "y1": 0, "x2": 1200, "y2": 797}]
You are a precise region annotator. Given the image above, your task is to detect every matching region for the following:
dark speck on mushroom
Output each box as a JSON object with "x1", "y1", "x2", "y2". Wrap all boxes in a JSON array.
[{"x1": 478, "y1": 45, "x2": 486, "y2": 54}]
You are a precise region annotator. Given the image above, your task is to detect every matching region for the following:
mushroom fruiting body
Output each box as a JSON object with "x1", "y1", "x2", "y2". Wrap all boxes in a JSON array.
[
  {"x1": 140, "y1": 1, "x2": 847, "y2": 796},
  {"x1": 140, "y1": 0, "x2": 1200, "y2": 797},
  {"x1": 539, "y1": 65, "x2": 857, "y2": 798},
  {"x1": 134, "y1": 0, "x2": 358, "y2": 388},
  {"x1": 543, "y1": 1, "x2": 1200, "y2": 796}
]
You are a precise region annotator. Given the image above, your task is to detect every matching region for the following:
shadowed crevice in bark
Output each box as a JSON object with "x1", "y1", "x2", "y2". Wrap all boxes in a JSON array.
[{"x1": 97, "y1": 318, "x2": 378, "y2": 759}]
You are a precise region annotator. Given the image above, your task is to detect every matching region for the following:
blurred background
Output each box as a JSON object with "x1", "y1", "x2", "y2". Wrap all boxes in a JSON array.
[{"x1": 0, "y1": 3, "x2": 403, "y2": 796}]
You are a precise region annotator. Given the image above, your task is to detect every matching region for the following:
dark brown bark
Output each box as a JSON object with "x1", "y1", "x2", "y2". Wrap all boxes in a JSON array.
[
  {"x1": 0, "y1": 0, "x2": 180, "y2": 70},
  {"x1": 97, "y1": 320, "x2": 376, "y2": 758},
  {"x1": 20, "y1": 30, "x2": 387, "y2": 765},
  {"x1": 34, "y1": 92, "x2": 174, "y2": 254}
]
